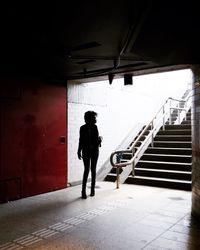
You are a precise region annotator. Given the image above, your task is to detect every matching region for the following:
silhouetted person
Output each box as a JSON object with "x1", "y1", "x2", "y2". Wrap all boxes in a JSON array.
[{"x1": 78, "y1": 111, "x2": 102, "y2": 199}]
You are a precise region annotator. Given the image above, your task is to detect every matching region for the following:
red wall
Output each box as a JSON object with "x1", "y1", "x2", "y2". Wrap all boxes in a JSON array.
[{"x1": 0, "y1": 78, "x2": 67, "y2": 202}]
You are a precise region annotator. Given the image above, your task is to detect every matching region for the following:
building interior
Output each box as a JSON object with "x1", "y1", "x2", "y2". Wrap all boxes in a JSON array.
[{"x1": 1, "y1": 1, "x2": 200, "y2": 249}]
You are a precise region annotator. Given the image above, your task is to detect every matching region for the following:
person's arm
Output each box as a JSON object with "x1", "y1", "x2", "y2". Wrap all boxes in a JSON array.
[
  {"x1": 98, "y1": 136, "x2": 103, "y2": 147},
  {"x1": 77, "y1": 127, "x2": 83, "y2": 159},
  {"x1": 96, "y1": 126, "x2": 102, "y2": 147}
]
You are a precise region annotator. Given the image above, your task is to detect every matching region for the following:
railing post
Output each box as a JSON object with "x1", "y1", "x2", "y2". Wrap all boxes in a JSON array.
[
  {"x1": 132, "y1": 161, "x2": 135, "y2": 176},
  {"x1": 178, "y1": 109, "x2": 180, "y2": 124},
  {"x1": 184, "y1": 101, "x2": 187, "y2": 121},
  {"x1": 132, "y1": 147, "x2": 135, "y2": 157},
  {"x1": 178, "y1": 102, "x2": 180, "y2": 124},
  {"x1": 169, "y1": 99, "x2": 172, "y2": 125},
  {"x1": 115, "y1": 153, "x2": 122, "y2": 189},
  {"x1": 151, "y1": 121, "x2": 154, "y2": 147},
  {"x1": 162, "y1": 106, "x2": 165, "y2": 130},
  {"x1": 116, "y1": 167, "x2": 120, "y2": 189}
]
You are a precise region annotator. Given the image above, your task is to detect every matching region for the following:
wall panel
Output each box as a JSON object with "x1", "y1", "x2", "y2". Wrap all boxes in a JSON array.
[{"x1": 0, "y1": 78, "x2": 67, "y2": 202}]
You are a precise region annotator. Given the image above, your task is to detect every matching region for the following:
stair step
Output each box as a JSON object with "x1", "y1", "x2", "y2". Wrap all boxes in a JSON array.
[
  {"x1": 166, "y1": 117, "x2": 177, "y2": 122},
  {"x1": 125, "y1": 176, "x2": 191, "y2": 191},
  {"x1": 154, "y1": 135, "x2": 191, "y2": 141},
  {"x1": 104, "y1": 173, "x2": 116, "y2": 182},
  {"x1": 152, "y1": 141, "x2": 191, "y2": 148},
  {"x1": 127, "y1": 175, "x2": 192, "y2": 184},
  {"x1": 157, "y1": 129, "x2": 191, "y2": 135},
  {"x1": 181, "y1": 120, "x2": 191, "y2": 124},
  {"x1": 145, "y1": 147, "x2": 192, "y2": 155},
  {"x1": 141, "y1": 153, "x2": 192, "y2": 163},
  {"x1": 110, "y1": 168, "x2": 123, "y2": 174},
  {"x1": 137, "y1": 160, "x2": 192, "y2": 171},
  {"x1": 133, "y1": 135, "x2": 146, "y2": 141},
  {"x1": 135, "y1": 168, "x2": 191, "y2": 180},
  {"x1": 136, "y1": 167, "x2": 191, "y2": 174},
  {"x1": 122, "y1": 153, "x2": 133, "y2": 160},
  {"x1": 164, "y1": 124, "x2": 191, "y2": 130},
  {"x1": 135, "y1": 141, "x2": 142, "y2": 147},
  {"x1": 138, "y1": 159, "x2": 192, "y2": 166}
]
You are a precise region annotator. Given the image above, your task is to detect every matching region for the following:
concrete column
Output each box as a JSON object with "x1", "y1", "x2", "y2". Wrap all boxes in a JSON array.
[{"x1": 191, "y1": 65, "x2": 200, "y2": 219}]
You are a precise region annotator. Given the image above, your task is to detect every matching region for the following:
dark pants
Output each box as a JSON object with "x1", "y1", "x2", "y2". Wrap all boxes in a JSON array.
[{"x1": 82, "y1": 148, "x2": 99, "y2": 193}]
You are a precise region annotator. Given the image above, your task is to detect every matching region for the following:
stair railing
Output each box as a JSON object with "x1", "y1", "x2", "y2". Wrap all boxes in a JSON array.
[
  {"x1": 110, "y1": 94, "x2": 192, "y2": 188},
  {"x1": 168, "y1": 97, "x2": 187, "y2": 125},
  {"x1": 173, "y1": 90, "x2": 192, "y2": 125}
]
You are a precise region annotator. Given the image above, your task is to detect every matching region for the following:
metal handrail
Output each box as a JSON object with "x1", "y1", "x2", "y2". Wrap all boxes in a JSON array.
[
  {"x1": 110, "y1": 92, "x2": 192, "y2": 188},
  {"x1": 110, "y1": 98, "x2": 170, "y2": 167}
]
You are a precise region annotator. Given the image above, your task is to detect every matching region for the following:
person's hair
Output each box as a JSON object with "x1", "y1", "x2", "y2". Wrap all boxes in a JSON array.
[{"x1": 84, "y1": 111, "x2": 97, "y2": 124}]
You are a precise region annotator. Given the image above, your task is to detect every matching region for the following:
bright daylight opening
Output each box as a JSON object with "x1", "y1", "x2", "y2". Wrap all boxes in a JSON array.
[{"x1": 68, "y1": 68, "x2": 193, "y2": 183}]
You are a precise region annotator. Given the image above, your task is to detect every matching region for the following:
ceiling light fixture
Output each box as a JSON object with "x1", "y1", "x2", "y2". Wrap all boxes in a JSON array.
[
  {"x1": 108, "y1": 73, "x2": 114, "y2": 84},
  {"x1": 124, "y1": 74, "x2": 133, "y2": 85}
]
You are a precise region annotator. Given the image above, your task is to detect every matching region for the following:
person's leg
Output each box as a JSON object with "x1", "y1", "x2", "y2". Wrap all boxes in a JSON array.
[
  {"x1": 82, "y1": 155, "x2": 90, "y2": 198},
  {"x1": 90, "y1": 150, "x2": 99, "y2": 196}
]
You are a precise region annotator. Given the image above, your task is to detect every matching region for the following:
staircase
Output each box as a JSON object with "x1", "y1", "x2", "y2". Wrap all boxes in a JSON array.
[
  {"x1": 126, "y1": 110, "x2": 192, "y2": 190},
  {"x1": 106, "y1": 94, "x2": 192, "y2": 191}
]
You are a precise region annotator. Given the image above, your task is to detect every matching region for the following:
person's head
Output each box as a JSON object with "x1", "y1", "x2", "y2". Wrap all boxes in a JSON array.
[{"x1": 84, "y1": 111, "x2": 97, "y2": 125}]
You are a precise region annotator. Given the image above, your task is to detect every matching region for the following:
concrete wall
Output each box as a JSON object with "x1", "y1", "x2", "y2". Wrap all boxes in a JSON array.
[{"x1": 67, "y1": 69, "x2": 192, "y2": 184}]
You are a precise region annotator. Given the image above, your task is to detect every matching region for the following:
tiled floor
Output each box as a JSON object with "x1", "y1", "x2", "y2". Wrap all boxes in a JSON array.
[{"x1": 0, "y1": 182, "x2": 200, "y2": 250}]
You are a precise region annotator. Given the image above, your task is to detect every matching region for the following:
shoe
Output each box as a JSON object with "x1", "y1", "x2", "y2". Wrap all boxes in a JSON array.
[
  {"x1": 90, "y1": 190, "x2": 95, "y2": 197},
  {"x1": 81, "y1": 192, "x2": 87, "y2": 199}
]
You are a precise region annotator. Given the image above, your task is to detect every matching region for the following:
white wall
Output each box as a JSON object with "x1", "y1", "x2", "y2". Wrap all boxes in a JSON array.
[{"x1": 67, "y1": 69, "x2": 192, "y2": 184}]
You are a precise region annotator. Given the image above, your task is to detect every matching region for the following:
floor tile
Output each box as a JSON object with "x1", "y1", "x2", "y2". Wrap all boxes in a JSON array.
[{"x1": 0, "y1": 182, "x2": 198, "y2": 250}]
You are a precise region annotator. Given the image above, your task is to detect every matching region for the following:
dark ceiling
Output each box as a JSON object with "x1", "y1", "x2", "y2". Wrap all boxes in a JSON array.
[{"x1": 1, "y1": 1, "x2": 199, "y2": 82}]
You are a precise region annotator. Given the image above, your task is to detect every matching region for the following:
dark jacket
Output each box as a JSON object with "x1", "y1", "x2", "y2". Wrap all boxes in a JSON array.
[{"x1": 78, "y1": 124, "x2": 100, "y2": 153}]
